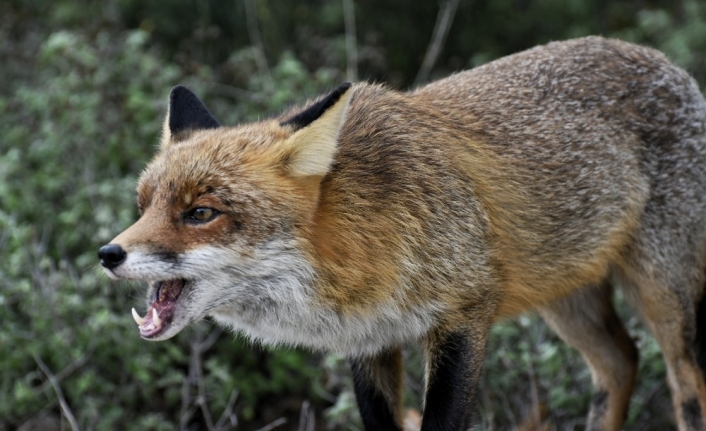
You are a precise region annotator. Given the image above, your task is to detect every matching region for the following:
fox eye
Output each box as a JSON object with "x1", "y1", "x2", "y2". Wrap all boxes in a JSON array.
[{"x1": 185, "y1": 207, "x2": 219, "y2": 223}]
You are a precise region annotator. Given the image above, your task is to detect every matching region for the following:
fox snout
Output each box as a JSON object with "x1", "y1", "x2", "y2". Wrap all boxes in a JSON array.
[{"x1": 98, "y1": 243, "x2": 127, "y2": 269}]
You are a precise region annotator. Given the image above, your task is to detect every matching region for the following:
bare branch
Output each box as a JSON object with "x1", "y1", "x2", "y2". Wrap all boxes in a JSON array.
[
  {"x1": 342, "y1": 0, "x2": 358, "y2": 82},
  {"x1": 33, "y1": 350, "x2": 90, "y2": 395},
  {"x1": 191, "y1": 332, "x2": 217, "y2": 431},
  {"x1": 33, "y1": 353, "x2": 81, "y2": 431},
  {"x1": 214, "y1": 389, "x2": 239, "y2": 430},
  {"x1": 179, "y1": 362, "x2": 195, "y2": 431},
  {"x1": 255, "y1": 417, "x2": 287, "y2": 431},
  {"x1": 198, "y1": 325, "x2": 224, "y2": 353},
  {"x1": 414, "y1": 0, "x2": 460, "y2": 86},
  {"x1": 181, "y1": 328, "x2": 221, "y2": 431},
  {"x1": 244, "y1": 0, "x2": 273, "y2": 92},
  {"x1": 293, "y1": 400, "x2": 318, "y2": 431}
]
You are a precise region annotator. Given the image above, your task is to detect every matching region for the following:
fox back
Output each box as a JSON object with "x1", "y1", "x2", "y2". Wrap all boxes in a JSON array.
[{"x1": 101, "y1": 37, "x2": 706, "y2": 431}]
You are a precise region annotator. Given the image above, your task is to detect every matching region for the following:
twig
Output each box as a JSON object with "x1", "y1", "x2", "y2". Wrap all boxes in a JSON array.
[
  {"x1": 255, "y1": 417, "x2": 287, "y2": 431},
  {"x1": 33, "y1": 346, "x2": 93, "y2": 395},
  {"x1": 342, "y1": 0, "x2": 358, "y2": 82},
  {"x1": 414, "y1": 0, "x2": 460, "y2": 86},
  {"x1": 179, "y1": 403, "x2": 200, "y2": 431},
  {"x1": 298, "y1": 400, "x2": 315, "y2": 431},
  {"x1": 0, "y1": 215, "x2": 10, "y2": 251},
  {"x1": 244, "y1": 0, "x2": 273, "y2": 92},
  {"x1": 180, "y1": 328, "x2": 221, "y2": 431},
  {"x1": 198, "y1": 326, "x2": 224, "y2": 352},
  {"x1": 179, "y1": 363, "x2": 194, "y2": 430},
  {"x1": 192, "y1": 334, "x2": 217, "y2": 431},
  {"x1": 214, "y1": 389, "x2": 239, "y2": 430},
  {"x1": 33, "y1": 353, "x2": 81, "y2": 431},
  {"x1": 527, "y1": 354, "x2": 540, "y2": 424}
]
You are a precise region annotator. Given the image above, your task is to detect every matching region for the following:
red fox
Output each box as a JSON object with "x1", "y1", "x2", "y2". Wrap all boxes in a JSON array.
[{"x1": 100, "y1": 36, "x2": 706, "y2": 430}]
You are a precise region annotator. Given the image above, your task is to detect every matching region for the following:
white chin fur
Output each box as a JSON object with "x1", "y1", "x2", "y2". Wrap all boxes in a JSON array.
[
  {"x1": 209, "y1": 297, "x2": 438, "y2": 356},
  {"x1": 112, "y1": 243, "x2": 436, "y2": 353}
]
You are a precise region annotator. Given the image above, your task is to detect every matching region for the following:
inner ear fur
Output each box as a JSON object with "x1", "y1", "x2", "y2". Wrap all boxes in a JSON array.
[{"x1": 279, "y1": 83, "x2": 354, "y2": 177}]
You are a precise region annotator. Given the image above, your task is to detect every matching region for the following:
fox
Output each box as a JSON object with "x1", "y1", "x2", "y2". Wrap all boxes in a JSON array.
[{"x1": 99, "y1": 36, "x2": 706, "y2": 430}]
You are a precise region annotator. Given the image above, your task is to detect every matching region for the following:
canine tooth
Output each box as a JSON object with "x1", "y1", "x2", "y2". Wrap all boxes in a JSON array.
[
  {"x1": 131, "y1": 308, "x2": 146, "y2": 326},
  {"x1": 152, "y1": 308, "x2": 162, "y2": 326}
]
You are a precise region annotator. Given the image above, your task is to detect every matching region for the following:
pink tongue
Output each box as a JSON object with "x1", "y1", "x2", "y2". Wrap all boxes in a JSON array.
[{"x1": 138, "y1": 280, "x2": 185, "y2": 338}]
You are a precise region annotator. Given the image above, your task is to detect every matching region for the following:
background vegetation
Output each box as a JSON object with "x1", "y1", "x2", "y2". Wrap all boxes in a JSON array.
[{"x1": 1, "y1": 0, "x2": 705, "y2": 429}]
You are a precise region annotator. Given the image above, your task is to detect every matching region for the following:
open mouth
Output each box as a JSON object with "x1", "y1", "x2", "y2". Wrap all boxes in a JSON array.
[{"x1": 131, "y1": 279, "x2": 186, "y2": 339}]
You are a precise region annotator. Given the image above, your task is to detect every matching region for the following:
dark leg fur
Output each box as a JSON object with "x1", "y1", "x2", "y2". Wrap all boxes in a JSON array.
[
  {"x1": 350, "y1": 348, "x2": 404, "y2": 431},
  {"x1": 683, "y1": 398, "x2": 705, "y2": 430},
  {"x1": 695, "y1": 292, "x2": 706, "y2": 378},
  {"x1": 421, "y1": 331, "x2": 482, "y2": 431}
]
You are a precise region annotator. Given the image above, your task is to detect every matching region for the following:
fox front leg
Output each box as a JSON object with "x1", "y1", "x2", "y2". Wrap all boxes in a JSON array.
[
  {"x1": 350, "y1": 348, "x2": 405, "y2": 431},
  {"x1": 420, "y1": 328, "x2": 488, "y2": 431}
]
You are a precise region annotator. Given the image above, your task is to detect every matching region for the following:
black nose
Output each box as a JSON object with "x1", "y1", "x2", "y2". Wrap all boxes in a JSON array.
[{"x1": 98, "y1": 244, "x2": 127, "y2": 269}]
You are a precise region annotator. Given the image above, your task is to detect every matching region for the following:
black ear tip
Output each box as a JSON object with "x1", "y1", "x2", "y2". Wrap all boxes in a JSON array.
[
  {"x1": 336, "y1": 82, "x2": 352, "y2": 95},
  {"x1": 280, "y1": 82, "x2": 354, "y2": 130},
  {"x1": 169, "y1": 85, "x2": 195, "y2": 102},
  {"x1": 167, "y1": 85, "x2": 220, "y2": 135}
]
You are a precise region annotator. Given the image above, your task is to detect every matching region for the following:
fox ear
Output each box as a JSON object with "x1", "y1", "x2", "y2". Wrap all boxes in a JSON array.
[
  {"x1": 279, "y1": 83, "x2": 353, "y2": 177},
  {"x1": 161, "y1": 86, "x2": 220, "y2": 146}
]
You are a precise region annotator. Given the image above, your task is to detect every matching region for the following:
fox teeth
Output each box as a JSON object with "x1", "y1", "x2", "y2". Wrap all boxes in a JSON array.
[
  {"x1": 131, "y1": 308, "x2": 146, "y2": 326},
  {"x1": 152, "y1": 308, "x2": 162, "y2": 327}
]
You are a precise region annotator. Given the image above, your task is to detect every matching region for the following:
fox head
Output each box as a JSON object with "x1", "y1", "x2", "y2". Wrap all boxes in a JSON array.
[{"x1": 99, "y1": 84, "x2": 353, "y2": 342}]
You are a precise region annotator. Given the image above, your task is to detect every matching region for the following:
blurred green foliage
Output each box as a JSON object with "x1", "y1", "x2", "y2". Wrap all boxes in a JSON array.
[{"x1": 1, "y1": 0, "x2": 705, "y2": 429}]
